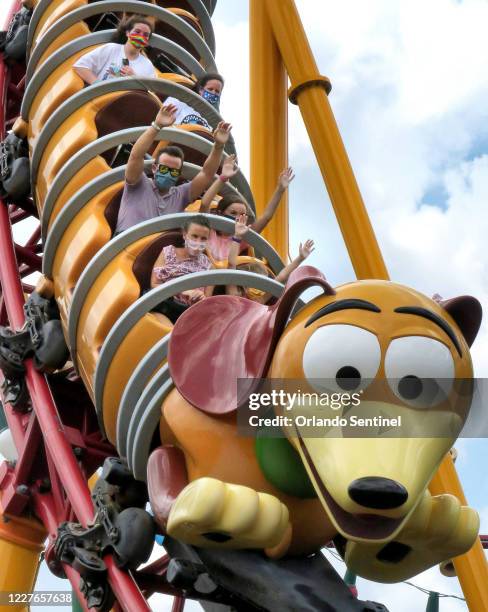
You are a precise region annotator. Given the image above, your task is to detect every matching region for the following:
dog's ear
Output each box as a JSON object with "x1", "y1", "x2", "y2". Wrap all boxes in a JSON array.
[
  {"x1": 439, "y1": 296, "x2": 482, "y2": 347},
  {"x1": 168, "y1": 266, "x2": 335, "y2": 415}
]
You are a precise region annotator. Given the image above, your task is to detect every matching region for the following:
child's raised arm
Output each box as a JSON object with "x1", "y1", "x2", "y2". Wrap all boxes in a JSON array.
[
  {"x1": 226, "y1": 214, "x2": 248, "y2": 295},
  {"x1": 275, "y1": 239, "x2": 315, "y2": 285},
  {"x1": 250, "y1": 167, "x2": 295, "y2": 234},
  {"x1": 199, "y1": 154, "x2": 238, "y2": 213}
]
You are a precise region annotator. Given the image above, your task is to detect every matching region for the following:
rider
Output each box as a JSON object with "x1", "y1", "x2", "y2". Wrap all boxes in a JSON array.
[
  {"x1": 114, "y1": 104, "x2": 232, "y2": 234},
  {"x1": 164, "y1": 72, "x2": 224, "y2": 128},
  {"x1": 73, "y1": 15, "x2": 156, "y2": 84}
]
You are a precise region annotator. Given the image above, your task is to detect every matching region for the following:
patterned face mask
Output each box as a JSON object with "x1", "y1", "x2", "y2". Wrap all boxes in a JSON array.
[
  {"x1": 185, "y1": 238, "x2": 207, "y2": 252},
  {"x1": 128, "y1": 32, "x2": 149, "y2": 49},
  {"x1": 201, "y1": 88, "x2": 221, "y2": 108}
]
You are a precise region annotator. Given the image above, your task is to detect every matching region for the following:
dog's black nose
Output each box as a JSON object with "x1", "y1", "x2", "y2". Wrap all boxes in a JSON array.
[{"x1": 348, "y1": 477, "x2": 408, "y2": 509}]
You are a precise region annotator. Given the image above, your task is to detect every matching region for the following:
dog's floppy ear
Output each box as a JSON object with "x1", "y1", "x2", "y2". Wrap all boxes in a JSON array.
[
  {"x1": 168, "y1": 266, "x2": 335, "y2": 415},
  {"x1": 439, "y1": 296, "x2": 482, "y2": 347}
]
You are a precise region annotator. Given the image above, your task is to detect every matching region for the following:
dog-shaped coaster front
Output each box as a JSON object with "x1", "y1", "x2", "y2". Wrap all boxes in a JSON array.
[{"x1": 147, "y1": 266, "x2": 482, "y2": 582}]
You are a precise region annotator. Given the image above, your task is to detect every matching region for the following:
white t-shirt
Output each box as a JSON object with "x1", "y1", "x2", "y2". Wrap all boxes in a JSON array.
[
  {"x1": 73, "y1": 43, "x2": 156, "y2": 82},
  {"x1": 164, "y1": 96, "x2": 210, "y2": 129}
]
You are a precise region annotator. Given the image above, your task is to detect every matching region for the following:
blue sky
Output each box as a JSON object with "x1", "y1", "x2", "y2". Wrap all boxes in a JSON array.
[{"x1": 1, "y1": 1, "x2": 487, "y2": 610}]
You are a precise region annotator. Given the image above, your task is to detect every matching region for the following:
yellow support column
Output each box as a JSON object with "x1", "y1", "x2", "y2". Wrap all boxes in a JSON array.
[
  {"x1": 262, "y1": 0, "x2": 488, "y2": 608},
  {"x1": 263, "y1": 0, "x2": 387, "y2": 280},
  {"x1": 0, "y1": 512, "x2": 46, "y2": 612},
  {"x1": 249, "y1": 0, "x2": 288, "y2": 259}
]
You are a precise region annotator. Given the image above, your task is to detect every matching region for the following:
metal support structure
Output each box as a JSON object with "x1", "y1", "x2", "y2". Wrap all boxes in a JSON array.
[
  {"x1": 250, "y1": 0, "x2": 288, "y2": 260},
  {"x1": 263, "y1": 0, "x2": 388, "y2": 280},
  {"x1": 0, "y1": 201, "x2": 151, "y2": 611},
  {"x1": 0, "y1": 6, "x2": 152, "y2": 607}
]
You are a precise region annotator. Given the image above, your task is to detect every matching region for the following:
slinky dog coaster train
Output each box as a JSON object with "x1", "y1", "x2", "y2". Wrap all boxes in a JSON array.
[{"x1": 0, "y1": 1, "x2": 487, "y2": 610}]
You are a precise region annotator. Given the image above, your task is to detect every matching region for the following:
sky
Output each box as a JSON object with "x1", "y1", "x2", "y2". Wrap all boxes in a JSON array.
[{"x1": 1, "y1": 1, "x2": 488, "y2": 610}]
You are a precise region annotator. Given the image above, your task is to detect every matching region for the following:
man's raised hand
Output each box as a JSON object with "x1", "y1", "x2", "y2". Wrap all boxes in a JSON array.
[
  {"x1": 221, "y1": 154, "x2": 239, "y2": 179},
  {"x1": 213, "y1": 121, "x2": 232, "y2": 146},
  {"x1": 156, "y1": 104, "x2": 178, "y2": 128}
]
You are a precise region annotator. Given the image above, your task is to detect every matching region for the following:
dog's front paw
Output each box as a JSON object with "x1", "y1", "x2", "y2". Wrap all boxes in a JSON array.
[
  {"x1": 344, "y1": 491, "x2": 479, "y2": 582},
  {"x1": 167, "y1": 477, "x2": 289, "y2": 549}
]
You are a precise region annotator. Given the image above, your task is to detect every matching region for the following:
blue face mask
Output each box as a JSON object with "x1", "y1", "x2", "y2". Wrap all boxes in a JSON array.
[
  {"x1": 201, "y1": 88, "x2": 221, "y2": 108},
  {"x1": 154, "y1": 172, "x2": 178, "y2": 191}
]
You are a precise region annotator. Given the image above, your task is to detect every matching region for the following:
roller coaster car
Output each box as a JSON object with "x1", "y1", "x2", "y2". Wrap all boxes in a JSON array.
[
  {"x1": 27, "y1": 65, "x2": 191, "y2": 151},
  {"x1": 34, "y1": 90, "x2": 182, "y2": 211},
  {"x1": 72, "y1": 228, "x2": 188, "y2": 443},
  {"x1": 32, "y1": 89, "x2": 215, "y2": 237},
  {"x1": 148, "y1": 266, "x2": 482, "y2": 583},
  {"x1": 72, "y1": 228, "x2": 263, "y2": 447},
  {"x1": 28, "y1": 3, "x2": 208, "y2": 83}
]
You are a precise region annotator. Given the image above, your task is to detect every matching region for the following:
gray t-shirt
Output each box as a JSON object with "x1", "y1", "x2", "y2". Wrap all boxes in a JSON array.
[{"x1": 115, "y1": 174, "x2": 193, "y2": 233}]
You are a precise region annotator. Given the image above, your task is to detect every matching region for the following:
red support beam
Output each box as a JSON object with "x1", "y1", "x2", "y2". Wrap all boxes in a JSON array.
[
  {"x1": 34, "y1": 493, "x2": 92, "y2": 612},
  {"x1": 21, "y1": 282, "x2": 35, "y2": 293},
  {"x1": 0, "y1": 203, "x2": 151, "y2": 612},
  {"x1": 12, "y1": 197, "x2": 38, "y2": 218},
  {"x1": 0, "y1": 412, "x2": 42, "y2": 515},
  {"x1": 0, "y1": 39, "x2": 152, "y2": 607},
  {"x1": 7, "y1": 81, "x2": 23, "y2": 102},
  {"x1": 25, "y1": 225, "x2": 41, "y2": 246},
  {"x1": 0, "y1": 6, "x2": 184, "y2": 611},
  {"x1": 171, "y1": 595, "x2": 185, "y2": 612},
  {"x1": 10, "y1": 209, "x2": 33, "y2": 224},
  {"x1": 19, "y1": 265, "x2": 36, "y2": 277},
  {"x1": 14, "y1": 243, "x2": 42, "y2": 268}
]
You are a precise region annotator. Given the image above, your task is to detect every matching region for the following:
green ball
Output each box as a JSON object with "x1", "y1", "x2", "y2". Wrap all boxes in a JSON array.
[{"x1": 255, "y1": 436, "x2": 317, "y2": 499}]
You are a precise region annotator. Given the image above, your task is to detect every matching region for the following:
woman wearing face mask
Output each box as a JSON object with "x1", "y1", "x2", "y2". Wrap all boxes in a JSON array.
[
  {"x1": 73, "y1": 15, "x2": 156, "y2": 85},
  {"x1": 199, "y1": 159, "x2": 295, "y2": 263},
  {"x1": 149, "y1": 215, "x2": 214, "y2": 325},
  {"x1": 164, "y1": 72, "x2": 224, "y2": 129}
]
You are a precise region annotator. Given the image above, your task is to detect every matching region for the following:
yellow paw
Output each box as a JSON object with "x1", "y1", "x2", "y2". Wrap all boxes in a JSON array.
[
  {"x1": 167, "y1": 477, "x2": 290, "y2": 549},
  {"x1": 345, "y1": 491, "x2": 479, "y2": 583},
  {"x1": 401, "y1": 491, "x2": 479, "y2": 552}
]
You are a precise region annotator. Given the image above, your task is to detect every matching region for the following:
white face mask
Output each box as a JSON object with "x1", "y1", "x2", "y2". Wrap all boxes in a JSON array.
[{"x1": 185, "y1": 238, "x2": 207, "y2": 252}]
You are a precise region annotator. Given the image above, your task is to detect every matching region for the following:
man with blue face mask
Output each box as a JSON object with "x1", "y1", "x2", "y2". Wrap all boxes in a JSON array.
[{"x1": 115, "y1": 103, "x2": 232, "y2": 234}]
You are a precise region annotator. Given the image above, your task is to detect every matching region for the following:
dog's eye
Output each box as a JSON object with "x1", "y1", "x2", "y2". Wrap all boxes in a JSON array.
[
  {"x1": 385, "y1": 337, "x2": 454, "y2": 408},
  {"x1": 302, "y1": 324, "x2": 380, "y2": 393}
]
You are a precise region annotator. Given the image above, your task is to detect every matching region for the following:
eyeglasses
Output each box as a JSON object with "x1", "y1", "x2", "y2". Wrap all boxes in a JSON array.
[{"x1": 157, "y1": 164, "x2": 181, "y2": 177}]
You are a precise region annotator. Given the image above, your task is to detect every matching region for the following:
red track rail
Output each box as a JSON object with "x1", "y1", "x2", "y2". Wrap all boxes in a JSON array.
[{"x1": 0, "y1": 3, "x2": 152, "y2": 610}]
